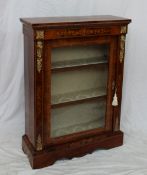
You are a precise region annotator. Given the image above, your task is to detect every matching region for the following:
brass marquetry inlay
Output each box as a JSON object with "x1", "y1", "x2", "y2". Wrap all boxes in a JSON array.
[
  {"x1": 36, "y1": 30, "x2": 44, "y2": 39},
  {"x1": 36, "y1": 134, "x2": 43, "y2": 151},
  {"x1": 120, "y1": 26, "x2": 127, "y2": 34},
  {"x1": 36, "y1": 41, "x2": 43, "y2": 73},
  {"x1": 120, "y1": 35, "x2": 126, "y2": 63},
  {"x1": 56, "y1": 27, "x2": 111, "y2": 37}
]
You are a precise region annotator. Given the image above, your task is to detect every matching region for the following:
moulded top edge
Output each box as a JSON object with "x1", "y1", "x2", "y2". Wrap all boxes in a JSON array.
[{"x1": 20, "y1": 15, "x2": 131, "y2": 27}]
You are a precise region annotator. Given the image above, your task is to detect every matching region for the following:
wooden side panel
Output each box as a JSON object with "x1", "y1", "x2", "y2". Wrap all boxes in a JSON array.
[{"x1": 24, "y1": 27, "x2": 35, "y2": 146}]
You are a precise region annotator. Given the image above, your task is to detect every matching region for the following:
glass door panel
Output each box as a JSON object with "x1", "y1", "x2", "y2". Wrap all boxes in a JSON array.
[{"x1": 51, "y1": 44, "x2": 109, "y2": 138}]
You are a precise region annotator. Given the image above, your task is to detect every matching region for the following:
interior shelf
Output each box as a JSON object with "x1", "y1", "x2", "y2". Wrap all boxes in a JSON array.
[
  {"x1": 51, "y1": 87, "x2": 106, "y2": 105},
  {"x1": 51, "y1": 56, "x2": 107, "y2": 70},
  {"x1": 51, "y1": 97, "x2": 106, "y2": 137},
  {"x1": 51, "y1": 117, "x2": 104, "y2": 138}
]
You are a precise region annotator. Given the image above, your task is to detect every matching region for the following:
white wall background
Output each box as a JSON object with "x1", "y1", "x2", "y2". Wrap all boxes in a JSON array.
[{"x1": 0, "y1": 0, "x2": 147, "y2": 174}]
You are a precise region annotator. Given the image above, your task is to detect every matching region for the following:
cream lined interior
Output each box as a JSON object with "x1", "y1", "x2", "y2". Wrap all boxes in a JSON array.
[
  {"x1": 51, "y1": 99, "x2": 106, "y2": 137},
  {"x1": 51, "y1": 44, "x2": 108, "y2": 138},
  {"x1": 51, "y1": 66, "x2": 108, "y2": 104},
  {"x1": 51, "y1": 45, "x2": 108, "y2": 68}
]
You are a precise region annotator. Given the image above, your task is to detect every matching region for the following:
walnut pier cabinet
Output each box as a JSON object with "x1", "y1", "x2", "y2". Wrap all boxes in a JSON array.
[{"x1": 20, "y1": 15, "x2": 131, "y2": 169}]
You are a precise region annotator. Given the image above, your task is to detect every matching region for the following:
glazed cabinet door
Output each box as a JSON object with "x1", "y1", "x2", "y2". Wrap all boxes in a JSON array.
[{"x1": 44, "y1": 36, "x2": 117, "y2": 144}]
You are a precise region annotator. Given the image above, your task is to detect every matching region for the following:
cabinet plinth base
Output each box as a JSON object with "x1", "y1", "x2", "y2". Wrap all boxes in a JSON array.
[{"x1": 22, "y1": 131, "x2": 123, "y2": 169}]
